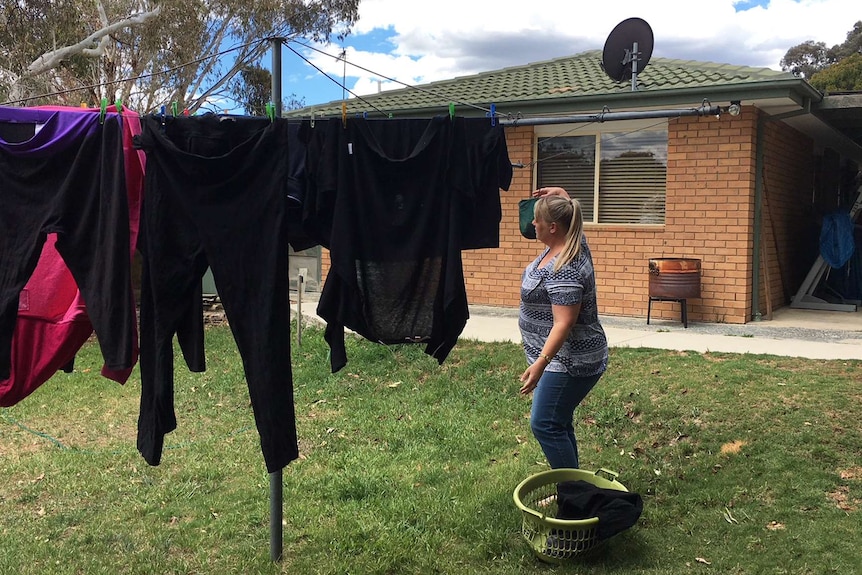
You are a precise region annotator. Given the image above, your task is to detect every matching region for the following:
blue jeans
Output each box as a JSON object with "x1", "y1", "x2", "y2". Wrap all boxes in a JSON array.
[{"x1": 530, "y1": 370, "x2": 602, "y2": 469}]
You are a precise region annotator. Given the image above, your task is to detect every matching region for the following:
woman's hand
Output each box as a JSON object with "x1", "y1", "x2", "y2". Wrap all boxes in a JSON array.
[
  {"x1": 532, "y1": 186, "x2": 571, "y2": 199},
  {"x1": 519, "y1": 361, "x2": 545, "y2": 394}
]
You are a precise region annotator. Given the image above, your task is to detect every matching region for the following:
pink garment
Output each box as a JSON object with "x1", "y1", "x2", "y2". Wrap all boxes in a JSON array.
[
  {"x1": 0, "y1": 235, "x2": 93, "y2": 406},
  {"x1": 0, "y1": 107, "x2": 144, "y2": 406}
]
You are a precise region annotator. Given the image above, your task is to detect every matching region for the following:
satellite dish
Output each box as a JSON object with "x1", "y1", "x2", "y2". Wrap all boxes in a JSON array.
[{"x1": 601, "y1": 17, "x2": 654, "y2": 88}]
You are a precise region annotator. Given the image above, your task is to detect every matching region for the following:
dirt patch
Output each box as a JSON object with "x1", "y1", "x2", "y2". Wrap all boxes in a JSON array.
[
  {"x1": 839, "y1": 466, "x2": 862, "y2": 480},
  {"x1": 720, "y1": 440, "x2": 747, "y2": 455},
  {"x1": 828, "y1": 485, "x2": 859, "y2": 512}
]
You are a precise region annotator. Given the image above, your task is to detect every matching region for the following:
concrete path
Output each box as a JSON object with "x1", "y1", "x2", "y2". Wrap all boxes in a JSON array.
[{"x1": 291, "y1": 292, "x2": 862, "y2": 361}]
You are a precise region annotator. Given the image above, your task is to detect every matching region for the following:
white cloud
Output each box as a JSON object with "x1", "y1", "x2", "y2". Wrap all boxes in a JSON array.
[{"x1": 296, "y1": 0, "x2": 858, "y2": 99}]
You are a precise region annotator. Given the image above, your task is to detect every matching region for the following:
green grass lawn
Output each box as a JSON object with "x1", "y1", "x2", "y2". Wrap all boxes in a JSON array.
[{"x1": 1, "y1": 322, "x2": 861, "y2": 574}]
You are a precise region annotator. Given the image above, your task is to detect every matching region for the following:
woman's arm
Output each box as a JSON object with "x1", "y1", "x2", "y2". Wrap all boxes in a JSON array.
[{"x1": 519, "y1": 303, "x2": 579, "y2": 394}]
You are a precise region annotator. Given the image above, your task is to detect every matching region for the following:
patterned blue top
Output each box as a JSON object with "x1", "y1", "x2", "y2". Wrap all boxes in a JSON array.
[{"x1": 519, "y1": 236, "x2": 608, "y2": 377}]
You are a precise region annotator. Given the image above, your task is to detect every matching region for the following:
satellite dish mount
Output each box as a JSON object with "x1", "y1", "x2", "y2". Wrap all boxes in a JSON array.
[{"x1": 601, "y1": 17, "x2": 654, "y2": 91}]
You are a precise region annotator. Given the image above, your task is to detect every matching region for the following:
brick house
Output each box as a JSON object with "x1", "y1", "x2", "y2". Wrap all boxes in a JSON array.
[{"x1": 289, "y1": 50, "x2": 862, "y2": 325}]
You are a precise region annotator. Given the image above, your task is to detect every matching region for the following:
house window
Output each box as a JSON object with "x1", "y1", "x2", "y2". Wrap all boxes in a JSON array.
[{"x1": 536, "y1": 122, "x2": 668, "y2": 224}]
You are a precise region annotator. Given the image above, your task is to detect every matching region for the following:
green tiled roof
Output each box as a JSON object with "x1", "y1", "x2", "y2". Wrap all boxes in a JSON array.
[{"x1": 288, "y1": 49, "x2": 799, "y2": 118}]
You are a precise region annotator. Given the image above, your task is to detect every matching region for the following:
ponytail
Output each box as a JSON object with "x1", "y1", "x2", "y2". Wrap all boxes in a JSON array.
[{"x1": 534, "y1": 196, "x2": 584, "y2": 271}]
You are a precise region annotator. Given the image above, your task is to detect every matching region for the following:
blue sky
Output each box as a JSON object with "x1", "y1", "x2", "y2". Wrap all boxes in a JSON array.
[{"x1": 272, "y1": 0, "x2": 857, "y2": 108}]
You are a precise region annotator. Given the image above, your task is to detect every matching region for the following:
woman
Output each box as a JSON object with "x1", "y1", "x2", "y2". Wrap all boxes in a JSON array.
[{"x1": 519, "y1": 186, "x2": 608, "y2": 469}]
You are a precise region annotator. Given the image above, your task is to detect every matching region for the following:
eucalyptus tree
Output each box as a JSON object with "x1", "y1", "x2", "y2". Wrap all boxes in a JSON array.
[
  {"x1": 781, "y1": 20, "x2": 862, "y2": 86},
  {"x1": 0, "y1": 0, "x2": 359, "y2": 112}
]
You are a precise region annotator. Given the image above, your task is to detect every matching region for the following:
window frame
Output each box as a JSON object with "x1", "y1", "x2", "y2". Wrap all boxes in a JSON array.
[{"x1": 533, "y1": 118, "x2": 669, "y2": 226}]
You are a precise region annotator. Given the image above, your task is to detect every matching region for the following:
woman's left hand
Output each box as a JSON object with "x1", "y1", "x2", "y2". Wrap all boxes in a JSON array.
[{"x1": 519, "y1": 362, "x2": 544, "y2": 394}]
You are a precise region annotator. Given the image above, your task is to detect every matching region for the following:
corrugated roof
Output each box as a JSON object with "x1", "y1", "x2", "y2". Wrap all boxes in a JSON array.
[{"x1": 288, "y1": 49, "x2": 797, "y2": 118}]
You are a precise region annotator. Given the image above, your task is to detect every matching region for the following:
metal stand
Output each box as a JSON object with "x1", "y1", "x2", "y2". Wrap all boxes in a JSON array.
[
  {"x1": 269, "y1": 36, "x2": 284, "y2": 563},
  {"x1": 790, "y1": 190, "x2": 862, "y2": 312},
  {"x1": 269, "y1": 472, "x2": 282, "y2": 561},
  {"x1": 647, "y1": 297, "x2": 689, "y2": 328}
]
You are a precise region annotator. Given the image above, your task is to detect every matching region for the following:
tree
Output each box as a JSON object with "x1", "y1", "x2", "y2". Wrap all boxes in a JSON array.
[
  {"x1": 781, "y1": 21, "x2": 862, "y2": 80},
  {"x1": 809, "y1": 53, "x2": 862, "y2": 92},
  {"x1": 834, "y1": 21, "x2": 862, "y2": 60},
  {"x1": 0, "y1": 0, "x2": 359, "y2": 113},
  {"x1": 780, "y1": 40, "x2": 836, "y2": 78},
  {"x1": 228, "y1": 64, "x2": 306, "y2": 116},
  {"x1": 230, "y1": 65, "x2": 272, "y2": 116}
]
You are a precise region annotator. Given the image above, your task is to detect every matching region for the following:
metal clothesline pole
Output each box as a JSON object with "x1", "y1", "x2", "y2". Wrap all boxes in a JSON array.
[{"x1": 269, "y1": 36, "x2": 284, "y2": 563}]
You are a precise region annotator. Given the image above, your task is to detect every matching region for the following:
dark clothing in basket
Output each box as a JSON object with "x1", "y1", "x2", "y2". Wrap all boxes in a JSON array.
[{"x1": 556, "y1": 480, "x2": 643, "y2": 541}]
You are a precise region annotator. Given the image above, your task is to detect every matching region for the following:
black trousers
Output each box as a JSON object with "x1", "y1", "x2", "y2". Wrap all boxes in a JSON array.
[{"x1": 135, "y1": 115, "x2": 298, "y2": 473}]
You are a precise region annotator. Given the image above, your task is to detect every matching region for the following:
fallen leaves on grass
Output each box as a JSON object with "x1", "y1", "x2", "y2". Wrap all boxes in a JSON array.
[{"x1": 722, "y1": 507, "x2": 738, "y2": 524}]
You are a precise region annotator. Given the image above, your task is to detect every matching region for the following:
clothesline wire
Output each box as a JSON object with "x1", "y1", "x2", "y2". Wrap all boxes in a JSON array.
[
  {"x1": 518, "y1": 119, "x2": 669, "y2": 169},
  {"x1": 284, "y1": 39, "x2": 672, "y2": 171},
  {"x1": 0, "y1": 408, "x2": 253, "y2": 454},
  {"x1": 0, "y1": 37, "x2": 270, "y2": 108},
  {"x1": 287, "y1": 39, "x2": 493, "y2": 116},
  {"x1": 283, "y1": 42, "x2": 389, "y2": 118}
]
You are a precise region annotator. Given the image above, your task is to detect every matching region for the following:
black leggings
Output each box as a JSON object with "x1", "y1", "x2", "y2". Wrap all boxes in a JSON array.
[{"x1": 135, "y1": 115, "x2": 298, "y2": 473}]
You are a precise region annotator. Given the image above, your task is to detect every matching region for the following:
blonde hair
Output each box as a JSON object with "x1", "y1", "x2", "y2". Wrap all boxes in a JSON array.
[{"x1": 534, "y1": 195, "x2": 584, "y2": 271}]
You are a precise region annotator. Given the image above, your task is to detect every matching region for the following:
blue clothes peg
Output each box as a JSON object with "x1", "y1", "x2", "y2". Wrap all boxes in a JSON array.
[{"x1": 486, "y1": 103, "x2": 496, "y2": 126}]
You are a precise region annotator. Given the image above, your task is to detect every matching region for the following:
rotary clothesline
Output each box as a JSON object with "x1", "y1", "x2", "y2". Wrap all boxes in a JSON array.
[{"x1": 2, "y1": 36, "x2": 734, "y2": 563}]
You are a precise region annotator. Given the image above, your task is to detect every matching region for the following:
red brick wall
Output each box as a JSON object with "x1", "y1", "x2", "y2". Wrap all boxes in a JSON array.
[
  {"x1": 463, "y1": 113, "x2": 761, "y2": 324},
  {"x1": 759, "y1": 112, "x2": 816, "y2": 311}
]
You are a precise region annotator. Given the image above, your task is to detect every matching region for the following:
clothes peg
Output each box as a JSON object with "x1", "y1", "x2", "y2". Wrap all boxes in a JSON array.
[
  {"x1": 341, "y1": 102, "x2": 347, "y2": 128},
  {"x1": 310, "y1": 110, "x2": 315, "y2": 128},
  {"x1": 115, "y1": 99, "x2": 123, "y2": 113},
  {"x1": 486, "y1": 103, "x2": 496, "y2": 127},
  {"x1": 265, "y1": 102, "x2": 275, "y2": 121},
  {"x1": 183, "y1": 108, "x2": 190, "y2": 116},
  {"x1": 171, "y1": 101, "x2": 178, "y2": 116},
  {"x1": 80, "y1": 102, "x2": 87, "y2": 109},
  {"x1": 99, "y1": 98, "x2": 108, "y2": 124},
  {"x1": 449, "y1": 102, "x2": 455, "y2": 121},
  {"x1": 160, "y1": 105, "x2": 166, "y2": 130}
]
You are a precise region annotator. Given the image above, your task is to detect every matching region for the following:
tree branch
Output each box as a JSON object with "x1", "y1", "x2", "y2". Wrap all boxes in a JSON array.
[{"x1": 24, "y1": 6, "x2": 161, "y2": 78}]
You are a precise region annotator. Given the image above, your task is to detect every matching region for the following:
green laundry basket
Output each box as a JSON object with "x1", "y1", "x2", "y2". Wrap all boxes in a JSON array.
[{"x1": 513, "y1": 468, "x2": 628, "y2": 563}]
